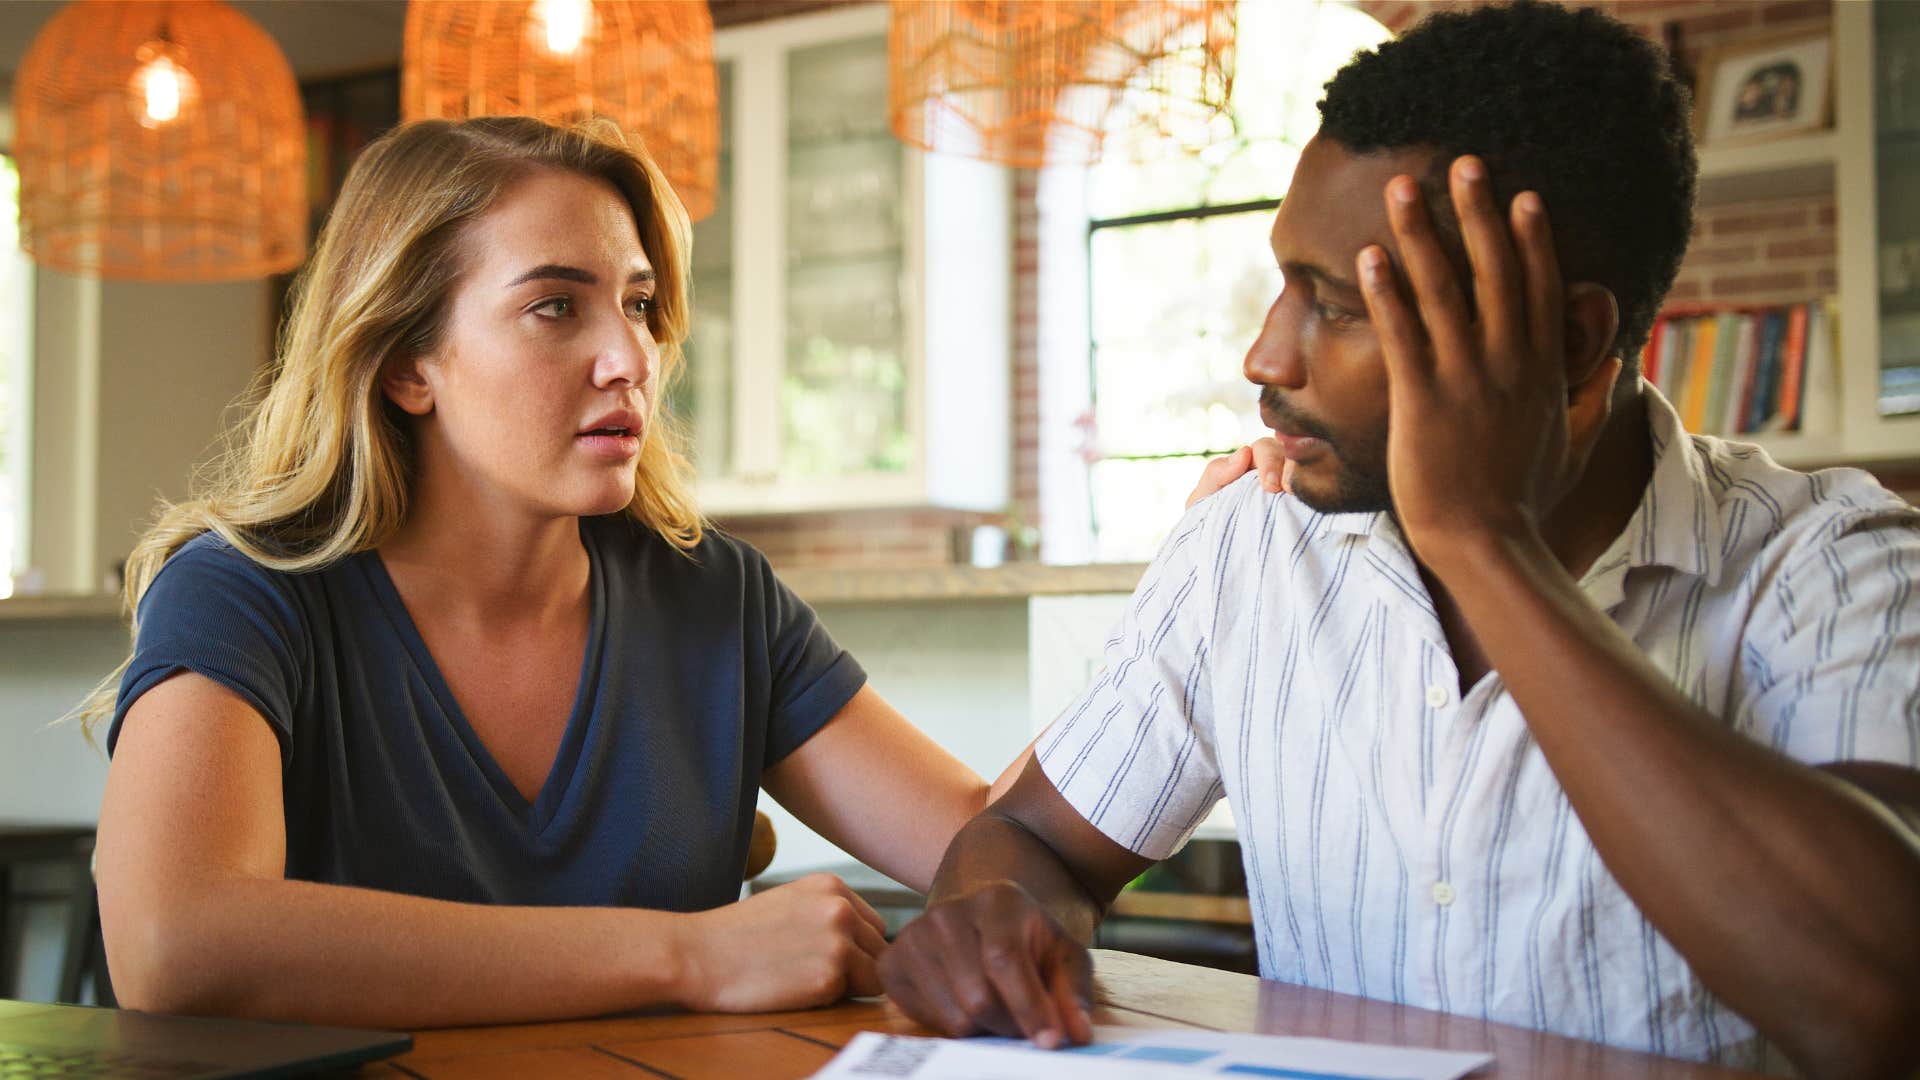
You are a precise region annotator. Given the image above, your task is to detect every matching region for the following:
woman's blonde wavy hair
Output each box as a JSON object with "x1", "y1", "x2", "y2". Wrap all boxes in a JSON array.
[{"x1": 74, "y1": 115, "x2": 703, "y2": 740}]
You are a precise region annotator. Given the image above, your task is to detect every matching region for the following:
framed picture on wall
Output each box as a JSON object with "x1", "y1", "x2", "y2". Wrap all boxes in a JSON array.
[{"x1": 1696, "y1": 31, "x2": 1833, "y2": 146}]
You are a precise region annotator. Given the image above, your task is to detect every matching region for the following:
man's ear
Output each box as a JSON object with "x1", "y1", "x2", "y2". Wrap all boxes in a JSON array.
[
  {"x1": 1562, "y1": 282, "x2": 1620, "y2": 388},
  {"x1": 1562, "y1": 283, "x2": 1625, "y2": 471},
  {"x1": 380, "y1": 353, "x2": 435, "y2": 417}
]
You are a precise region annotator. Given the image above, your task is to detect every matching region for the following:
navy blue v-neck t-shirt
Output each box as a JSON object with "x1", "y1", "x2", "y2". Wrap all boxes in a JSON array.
[{"x1": 106, "y1": 515, "x2": 866, "y2": 913}]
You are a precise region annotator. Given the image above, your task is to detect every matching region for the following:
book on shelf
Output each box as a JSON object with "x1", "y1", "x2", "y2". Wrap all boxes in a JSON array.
[{"x1": 1641, "y1": 299, "x2": 1836, "y2": 439}]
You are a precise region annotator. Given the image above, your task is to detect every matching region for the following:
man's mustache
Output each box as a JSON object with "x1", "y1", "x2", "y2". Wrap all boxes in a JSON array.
[{"x1": 1259, "y1": 388, "x2": 1335, "y2": 443}]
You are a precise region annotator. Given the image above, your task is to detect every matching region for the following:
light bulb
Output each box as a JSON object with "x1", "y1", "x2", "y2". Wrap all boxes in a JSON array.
[
  {"x1": 536, "y1": 0, "x2": 590, "y2": 56},
  {"x1": 139, "y1": 56, "x2": 184, "y2": 122},
  {"x1": 128, "y1": 44, "x2": 198, "y2": 129}
]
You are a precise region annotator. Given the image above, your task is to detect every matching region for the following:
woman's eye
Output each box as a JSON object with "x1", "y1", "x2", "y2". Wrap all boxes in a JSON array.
[
  {"x1": 534, "y1": 297, "x2": 572, "y2": 318},
  {"x1": 627, "y1": 296, "x2": 655, "y2": 321}
]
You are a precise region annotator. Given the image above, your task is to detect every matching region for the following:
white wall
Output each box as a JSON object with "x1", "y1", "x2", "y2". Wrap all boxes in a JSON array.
[
  {"x1": 0, "y1": 619, "x2": 122, "y2": 822},
  {"x1": 758, "y1": 599, "x2": 1033, "y2": 879},
  {"x1": 92, "y1": 280, "x2": 271, "y2": 581},
  {"x1": 24, "y1": 273, "x2": 268, "y2": 594}
]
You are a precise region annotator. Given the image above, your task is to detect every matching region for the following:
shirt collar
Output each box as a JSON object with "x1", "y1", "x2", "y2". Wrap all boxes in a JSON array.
[{"x1": 1585, "y1": 379, "x2": 1725, "y2": 592}]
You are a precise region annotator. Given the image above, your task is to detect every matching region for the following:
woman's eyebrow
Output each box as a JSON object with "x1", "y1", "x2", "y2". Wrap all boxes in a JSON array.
[{"x1": 505, "y1": 265, "x2": 656, "y2": 288}]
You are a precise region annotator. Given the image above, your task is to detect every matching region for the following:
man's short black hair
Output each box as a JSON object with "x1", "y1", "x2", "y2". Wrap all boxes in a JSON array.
[{"x1": 1318, "y1": 0, "x2": 1696, "y2": 365}]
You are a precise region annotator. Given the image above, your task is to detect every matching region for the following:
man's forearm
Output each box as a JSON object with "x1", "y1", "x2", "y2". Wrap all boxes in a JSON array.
[
  {"x1": 1435, "y1": 528, "x2": 1920, "y2": 1078},
  {"x1": 928, "y1": 814, "x2": 1110, "y2": 943}
]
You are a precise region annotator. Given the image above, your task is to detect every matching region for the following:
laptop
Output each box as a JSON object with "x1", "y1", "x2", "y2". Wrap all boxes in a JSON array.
[{"x1": 0, "y1": 998, "x2": 411, "y2": 1079}]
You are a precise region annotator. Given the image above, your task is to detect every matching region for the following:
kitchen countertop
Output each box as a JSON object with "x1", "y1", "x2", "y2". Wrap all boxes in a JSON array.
[{"x1": 0, "y1": 563, "x2": 1147, "y2": 623}]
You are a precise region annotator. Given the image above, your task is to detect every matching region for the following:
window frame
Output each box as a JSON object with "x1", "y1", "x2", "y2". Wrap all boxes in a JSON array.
[
  {"x1": 0, "y1": 153, "x2": 35, "y2": 596},
  {"x1": 1081, "y1": 195, "x2": 1281, "y2": 554}
]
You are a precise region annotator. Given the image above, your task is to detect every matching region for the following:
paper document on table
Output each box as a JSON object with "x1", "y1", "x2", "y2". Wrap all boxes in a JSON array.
[{"x1": 811, "y1": 1025, "x2": 1492, "y2": 1079}]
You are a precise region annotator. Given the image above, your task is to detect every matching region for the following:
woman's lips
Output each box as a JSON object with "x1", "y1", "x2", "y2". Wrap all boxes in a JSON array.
[{"x1": 575, "y1": 432, "x2": 641, "y2": 459}]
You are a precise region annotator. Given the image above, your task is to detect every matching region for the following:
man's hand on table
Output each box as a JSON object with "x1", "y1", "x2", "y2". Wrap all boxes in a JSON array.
[{"x1": 878, "y1": 881, "x2": 1095, "y2": 1049}]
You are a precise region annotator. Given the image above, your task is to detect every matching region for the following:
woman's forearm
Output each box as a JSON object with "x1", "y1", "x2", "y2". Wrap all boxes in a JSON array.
[{"x1": 109, "y1": 875, "x2": 692, "y2": 1028}]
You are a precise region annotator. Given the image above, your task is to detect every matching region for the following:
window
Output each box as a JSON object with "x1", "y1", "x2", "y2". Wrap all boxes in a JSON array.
[
  {"x1": 0, "y1": 155, "x2": 32, "y2": 598},
  {"x1": 1079, "y1": 0, "x2": 1391, "y2": 562}
]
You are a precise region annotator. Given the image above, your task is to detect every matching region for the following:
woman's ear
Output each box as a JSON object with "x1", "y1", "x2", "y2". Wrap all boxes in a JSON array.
[
  {"x1": 380, "y1": 354, "x2": 435, "y2": 417},
  {"x1": 1562, "y1": 282, "x2": 1621, "y2": 387}
]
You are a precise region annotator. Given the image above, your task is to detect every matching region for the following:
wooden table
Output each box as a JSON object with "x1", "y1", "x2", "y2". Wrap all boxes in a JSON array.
[{"x1": 360, "y1": 950, "x2": 1765, "y2": 1079}]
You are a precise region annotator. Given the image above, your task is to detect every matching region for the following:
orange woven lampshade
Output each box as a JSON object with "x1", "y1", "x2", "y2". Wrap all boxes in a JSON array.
[
  {"x1": 890, "y1": 0, "x2": 1236, "y2": 168},
  {"x1": 403, "y1": 0, "x2": 719, "y2": 221},
  {"x1": 12, "y1": 0, "x2": 307, "y2": 282}
]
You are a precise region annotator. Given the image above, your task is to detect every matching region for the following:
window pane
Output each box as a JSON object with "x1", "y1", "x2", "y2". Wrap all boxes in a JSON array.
[
  {"x1": 1087, "y1": 0, "x2": 1393, "y2": 220},
  {"x1": 0, "y1": 155, "x2": 31, "y2": 596},
  {"x1": 1089, "y1": 455, "x2": 1218, "y2": 563},
  {"x1": 1077, "y1": 1, "x2": 1392, "y2": 560},
  {"x1": 783, "y1": 35, "x2": 910, "y2": 479},
  {"x1": 1090, "y1": 209, "x2": 1275, "y2": 460}
]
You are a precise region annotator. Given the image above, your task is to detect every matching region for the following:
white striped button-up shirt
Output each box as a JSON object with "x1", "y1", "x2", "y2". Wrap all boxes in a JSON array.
[{"x1": 1036, "y1": 386, "x2": 1920, "y2": 1071}]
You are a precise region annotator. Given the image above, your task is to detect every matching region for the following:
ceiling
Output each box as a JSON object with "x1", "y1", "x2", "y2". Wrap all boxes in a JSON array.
[{"x1": 0, "y1": 1, "x2": 411, "y2": 85}]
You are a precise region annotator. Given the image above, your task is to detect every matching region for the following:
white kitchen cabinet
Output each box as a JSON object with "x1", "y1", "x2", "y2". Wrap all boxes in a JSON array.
[{"x1": 681, "y1": 4, "x2": 1011, "y2": 515}]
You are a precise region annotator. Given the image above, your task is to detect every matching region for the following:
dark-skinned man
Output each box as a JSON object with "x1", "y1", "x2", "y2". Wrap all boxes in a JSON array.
[{"x1": 876, "y1": 4, "x2": 1920, "y2": 1078}]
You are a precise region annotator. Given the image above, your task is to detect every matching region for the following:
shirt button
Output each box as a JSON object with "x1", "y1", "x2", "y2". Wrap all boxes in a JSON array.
[
  {"x1": 1431, "y1": 881, "x2": 1456, "y2": 906},
  {"x1": 1425, "y1": 684, "x2": 1449, "y2": 708}
]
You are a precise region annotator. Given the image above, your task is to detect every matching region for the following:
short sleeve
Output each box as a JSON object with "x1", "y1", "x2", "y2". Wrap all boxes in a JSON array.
[
  {"x1": 108, "y1": 537, "x2": 311, "y2": 763},
  {"x1": 1035, "y1": 498, "x2": 1223, "y2": 860},
  {"x1": 755, "y1": 552, "x2": 867, "y2": 768},
  {"x1": 1736, "y1": 508, "x2": 1920, "y2": 767}
]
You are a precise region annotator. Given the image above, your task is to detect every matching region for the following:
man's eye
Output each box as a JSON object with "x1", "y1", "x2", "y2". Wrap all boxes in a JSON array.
[
  {"x1": 534, "y1": 297, "x2": 572, "y2": 318},
  {"x1": 1314, "y1": 302, "x2": 1357, "y2": 327}
]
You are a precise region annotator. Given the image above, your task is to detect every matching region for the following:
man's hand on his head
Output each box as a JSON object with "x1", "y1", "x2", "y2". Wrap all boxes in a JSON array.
[
  {"x1": 878, "y1": 881, "x2": 1095, "y2": 1049},
  {"x1": 1354, "y1": 155, "x2": 1622, "y2": 573},
  {"x1": 1185, "y1": 439, "x2": 1291, "y2": 510}
]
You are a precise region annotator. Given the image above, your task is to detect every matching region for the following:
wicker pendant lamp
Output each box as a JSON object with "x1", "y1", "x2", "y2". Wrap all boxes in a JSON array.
[
  {"x1": 402, "y1": 0, "x2": 719, "y2": 221},
  {"x1": 890, "y1": 0, "x2": 1237, "y2": 168},
  {"x1": 12, "y1": 0, "x2": 307, "y2": 281}
]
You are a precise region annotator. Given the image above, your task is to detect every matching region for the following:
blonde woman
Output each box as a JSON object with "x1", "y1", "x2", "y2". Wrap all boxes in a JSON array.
[{"x1": 87, "y1": 116, "x2": 1010, "y2": 1030}]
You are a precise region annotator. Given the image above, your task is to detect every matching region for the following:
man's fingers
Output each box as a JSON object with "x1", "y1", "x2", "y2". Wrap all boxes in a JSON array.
[
  {"x1": 1357, "y1": 245, "x2": 1433, "y2": 397},
  {"x1": 1382, "y1": 174, "x2": 1475, "y2": 368},
  {"x1": 1510, "y1": 190, "x2": 1566, "y2": 381},
  {"x1": 930, "y1": 916, "x2": 1022, "y2": 1037},
  {"x1": 981, "y1": 942, "x2": 1065, "y2": 1048},
  {"x1": 892, "y1": 938, "x2": 988, "y2": 1037},
  {"x1": 1449, "y1": 156, "x2": 1527, "y2": 381},
  {"x1": 1048, "y1": 945, "x2": 1096, "y2": 1046}
]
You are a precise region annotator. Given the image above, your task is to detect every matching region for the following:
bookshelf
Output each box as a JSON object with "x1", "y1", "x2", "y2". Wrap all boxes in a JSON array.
[
  {"x1": 1688, "y1": 1, "x2": 1920, "y2": 470},
  {"x1": 1698, "y1": 131, "x2": 1837, "y2": 206}
]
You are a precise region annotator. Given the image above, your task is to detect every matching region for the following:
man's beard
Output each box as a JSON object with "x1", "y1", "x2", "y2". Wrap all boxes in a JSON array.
[{"x1": 1259, "y1": 388, "x2": 1393, "y2": 515}]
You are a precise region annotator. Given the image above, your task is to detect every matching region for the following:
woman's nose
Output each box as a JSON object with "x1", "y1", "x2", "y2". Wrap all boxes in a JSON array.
[{"x1": 594, "y1": 318, "x2": 655, "y2": 389}]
